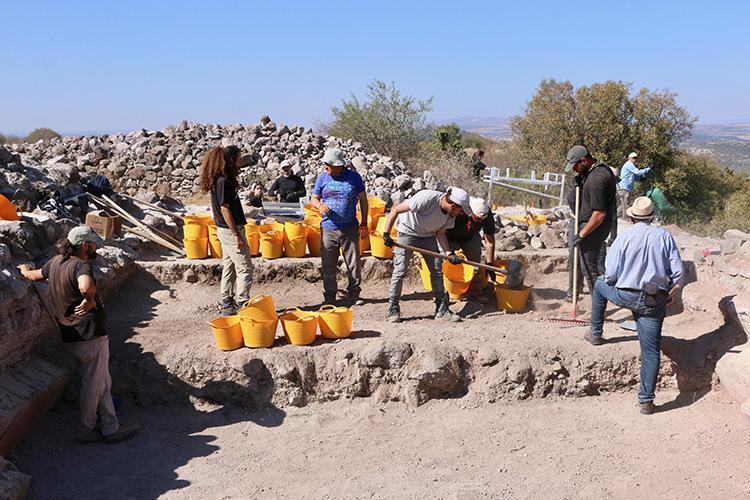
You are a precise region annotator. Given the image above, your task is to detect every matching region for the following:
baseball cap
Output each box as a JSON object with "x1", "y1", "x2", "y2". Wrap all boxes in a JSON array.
[
  {"x1": 446, "y1": 187, "x2": 473, "y2": 216},
  {"x1": 469, "y1": 197, "x2": 490, "y2": 217},
  {"x1": 564, "y1": 145, "x2": 589, "y2": 172},
  {"x1": 321, "y1": 148, "x2": 346, "y2": 167},
  {"x1": 628, "y1": 152, "x2": 638, "y2": 159},
  {"x1": 68, "y1": 225, "x2": 104, "y2": 246}
]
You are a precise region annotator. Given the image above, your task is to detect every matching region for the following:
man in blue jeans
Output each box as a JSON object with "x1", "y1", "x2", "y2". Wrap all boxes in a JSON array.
[{"x1": 584, "y1": 196, "x2": 684, "y2": 415}]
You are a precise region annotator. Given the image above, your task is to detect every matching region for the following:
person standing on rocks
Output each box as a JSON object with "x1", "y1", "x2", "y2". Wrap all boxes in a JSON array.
[
  {"x1": 564, "y1": 145, "x2": 617, "y2": 302},
  {"x1": 310, "y1": 148, "x2": 369, "y2": 306},
  {"x1": 584, "y1": 196, "x2": 684, "y2": 415},
  {"x1": 381, "y1": 187, "x2": 473, "y2": 322},
  {"x1": 18, "y1": 226, "x2": 138, "y2": 444},
  {"x1": 446, "y1": 196, "x2": 496, "y2": 300},
  {"x1": 618, "y1": 152, "x2": 652, "y2": 220},
  {"x1": 268, "y1": 163, "x2": 306, "y2": 202},
  {"x1": 200, "y1": 145, "x2": 253, "y2": 315}
]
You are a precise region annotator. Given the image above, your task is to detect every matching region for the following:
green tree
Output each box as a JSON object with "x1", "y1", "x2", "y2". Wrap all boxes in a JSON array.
[
  {"x1": 434, "y1": 123, "x2": 462, "y2": 152},
  {"x1": 327, "y1": 80, "x2": 433, "y2": 161},
  {"x1": 509, "y1": 79, "x2": 696, "y2": 169},
  {"x1": 26, "y1": 127, "x2": 61, "y2": 143}
]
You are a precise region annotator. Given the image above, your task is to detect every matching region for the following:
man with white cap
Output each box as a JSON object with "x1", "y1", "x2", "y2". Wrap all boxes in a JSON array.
[
  {"x1": 446, "y1": 196, "x2": 496, "y2": 299},
  {"x1": 585, "y1": 196, "x2": 684, "y2": 415},
  {"x1": 310, "y1": 148, "x2": 369, "y2": 306},
  {"x1": 381, "y1": 187, "x2": 472, "y2": 322},
  {"x1": 618, "y1": 152, "x2": 652, "y2": 220},
  {"x1": 18, "y1": 225, "x2": 138, "y2": 443}
]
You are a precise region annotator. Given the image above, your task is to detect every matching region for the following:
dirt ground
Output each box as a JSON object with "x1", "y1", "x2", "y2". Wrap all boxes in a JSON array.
[{"x1": 9, "y1": 254, "x2": 750, "y2": 498}]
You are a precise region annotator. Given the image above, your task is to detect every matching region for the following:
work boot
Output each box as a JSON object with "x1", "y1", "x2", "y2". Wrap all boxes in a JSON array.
[
  {"x1": 434, "y1": 300, "x2": 462, "y2": 322},
  {"x1": 323, "y1": 294, "x2": 337, "y2": 307},
  {"x1": 77, "y1": 429, "x2": 103, "y2": 444},
  {"x1": 387, "y1": 302, "x2": 401, "y2": 323},
  {"x1": 221, "y1": 297, "x2": 237, "y2": 316},
  {"x1": 583, "y1": 332, "x2": 604, "y2": 346},
  {"x1": 103, "y1": 423, "x2": 139, "y2": 444},
  {"x1": 639, "y1": 402, "x2": 656, "y2": 415}
]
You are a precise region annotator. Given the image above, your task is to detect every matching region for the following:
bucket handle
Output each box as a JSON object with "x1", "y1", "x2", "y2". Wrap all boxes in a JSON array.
[
  {"x1": 318, "y1": 304, "x2": 337, "y2": 312},
  {"x1": 242, "y1": 295, "x2": 268, "y2": 309}
]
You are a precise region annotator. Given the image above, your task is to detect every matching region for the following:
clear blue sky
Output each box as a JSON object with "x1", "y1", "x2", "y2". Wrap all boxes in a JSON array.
[{"x1": 3, "y1": 0, "x2": 749, "y2": 135}]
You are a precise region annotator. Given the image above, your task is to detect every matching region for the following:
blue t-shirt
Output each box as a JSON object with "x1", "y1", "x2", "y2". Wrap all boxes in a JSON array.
[{"x1": 312, "y1": 169, "x2": 366, "y2": 229}]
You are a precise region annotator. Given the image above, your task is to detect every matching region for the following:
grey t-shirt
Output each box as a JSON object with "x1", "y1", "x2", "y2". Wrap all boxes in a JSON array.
[{"x1": 396, "y1": 190, "x2": 455, "y2": 237}]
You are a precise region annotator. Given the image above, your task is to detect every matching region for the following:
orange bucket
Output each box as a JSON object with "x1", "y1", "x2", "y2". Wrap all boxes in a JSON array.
[
  {"x1": 280, "y1": 308, "x2": 318, "y2": 346},
  {"x1": 317, "y1": 305, "x2": 353, "y2": 339},
  {"x1": 239, "y1": 294, "x2": 277, "y2": 321},
  {"x1": 207, "y1": 221, "x2": 222, "y2": 258},
  {"x1": 479, "y1": 258, "x2": 509, "y2": 288},
  {"x1": 284, "y1": 221, "x2": 308, "y2": 257},
  {"x1": 240, "y1": 316, "x2": 277, "y2": 348},
  {"x1": 0, "y1": 195, "x2": 21, "y2": 221},
  {"x1": 208, "y1": 315, "x2": 243, "y2": 351},
  {"x1": 495, "y1": 285, "x2": 531, "y2": 313},
  {"x1": 260, "y1": 230, "x2": 283, "y2": 259},
  {"x1": 184, "y1": 238, "x2": 209, "y2": 259}
]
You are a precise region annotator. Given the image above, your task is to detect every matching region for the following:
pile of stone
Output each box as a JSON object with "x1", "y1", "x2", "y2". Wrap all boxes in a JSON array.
[
  {"x1": 6, "y1": 116, "x2": 431, "y2": 205},
  {"x1": 492, "y1": 209, "x2": 569, "y2": 252}
]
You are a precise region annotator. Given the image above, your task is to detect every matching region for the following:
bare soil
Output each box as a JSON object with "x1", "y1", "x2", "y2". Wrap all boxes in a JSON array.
[{"x1": 9, "y1": 253, "x2": 750, "y2": 498}]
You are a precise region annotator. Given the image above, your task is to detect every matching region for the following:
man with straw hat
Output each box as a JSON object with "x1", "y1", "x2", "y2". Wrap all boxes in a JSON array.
[{"x1": 584, "y1": 196, "x2": 684, "y2": 415}]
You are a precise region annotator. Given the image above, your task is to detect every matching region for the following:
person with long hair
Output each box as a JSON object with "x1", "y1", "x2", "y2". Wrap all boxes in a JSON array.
[{"x1": 200, "y1": 145, "x2": 253, "y2": 315}]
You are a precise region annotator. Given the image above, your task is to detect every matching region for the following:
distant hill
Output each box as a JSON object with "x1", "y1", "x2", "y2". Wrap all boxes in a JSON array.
[
  {"x1": 448, "y1": 116, "x2": 512, "y2": 141},
  {"x1": 684, "y1": 123, "x2": 750, "y2": 174}
]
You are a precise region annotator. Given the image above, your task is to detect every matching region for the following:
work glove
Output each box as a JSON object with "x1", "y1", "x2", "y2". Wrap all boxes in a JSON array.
[
  {"x1": 447, "y1": 252, "x2": 462, "y2": 265},
  {"x1": 383, "y1": 233, "x2": 395, "y2": 247},
  {"x1": 571, "y1": 234, "x2": 584, "y2": 247},
  {"x1": 486, "y1": 269, "x2": 497, "y2": 283}
]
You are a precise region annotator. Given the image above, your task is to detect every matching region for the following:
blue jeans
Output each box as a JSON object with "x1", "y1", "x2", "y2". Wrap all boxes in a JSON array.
[{"x1": 590, "y1": 277, "x2": 667, "y2": 403}]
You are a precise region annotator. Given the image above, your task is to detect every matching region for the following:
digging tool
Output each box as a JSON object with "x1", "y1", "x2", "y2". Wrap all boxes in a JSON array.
[
  {"x1": 548, "y1": 185, "x2": 590, "y2": 326},
  {"x1": 383, "y1": 237, "x2": 525, "y2": 289}
]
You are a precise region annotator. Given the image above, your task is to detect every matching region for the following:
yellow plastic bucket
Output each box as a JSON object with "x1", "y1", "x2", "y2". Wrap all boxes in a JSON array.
[
  {"x1": 0, "y1": 195, "x2": 21, "y2": 221},
  {"x1": 371, "y1": 217, "x2": 397, "y2": 259},
  {"x1": 183, "y1": 220, "x2": 207, "y2": 239},
  {"x1": 258, "y1": 219, "x2": 285, "y2": 235},
  {"x1": 317, "y1": 305, "x2": 353, "y2": 339},
  {"x1": 208, "y1": 315, "x2": 243, "y2": 351},
  {"x1": 247, "y1": 231, "x2": 260, "y2": 256},
  {"x1": 207, "y1": 222, "x2": 222, "y2": 258},
  {"x1": 239, "y1": 295, "x2": 277, "y2": 321},
  {"x1": 184, "y1": 238, "x2": 209, "y2": 259},
  {"x1": 368, "y1": 196, "x2": 386, "y2": 219},
  {"x1": 307, "y1": 234, "x2": 321, "y2": 257},
  {"x1": 303, "y1": 204, "x2": 320, "y2": 219},
  {"x1": 284, "y1": 221, "x2": 307, "y2": 240},
  {"x1": 285, "y1": 235, "x2": 308, "y2": 257},
  {"x1": 418, "y1": 253, "x2": 474, "y2": 299},
  {"x1": 260, "y1": 230, "x2": 284, "y2": 259},
  {"x1": 495, "y1": 284, "x2": 531, "y2": 313},
  {"x1": 509, "y1": 214, "x2": 547, "y2": 226},
  {"x1": 479, "y1": 258, "x2": 509, "y2": 288},
  {"x1": 280, "y1": 308, "x2": 318, "y2": 346},
  {"x1": 368, "y1": 213, "x2": 381, "y2": 232},
  {"x1": 240, "y1": 316, "x2": 277, "y2": 348}
]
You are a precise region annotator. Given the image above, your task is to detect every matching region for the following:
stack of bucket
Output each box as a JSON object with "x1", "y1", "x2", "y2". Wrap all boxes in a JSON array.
[
  {"x1": 183, "y1": 213, "x2": 213, "y2": 259},
  {"x1": 244, "y1": 221, "x2": 261, "y2": 256},
  {"x1": 207, "y1": 219, "x2": 222, "y2": 258},
  {"x1": 258, "y1": 219, "x2": 285, "y2": 259},
  {"x1": 208, "y1": 294, "x2": 355, "y2": 350},
  {"x1": 284, "y1": 221, "x2": 308, "y2": 258}
]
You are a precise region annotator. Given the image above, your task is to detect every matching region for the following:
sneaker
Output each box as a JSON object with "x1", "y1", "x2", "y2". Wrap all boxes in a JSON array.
[
  {"x1": 103, "y1": 423, "x2": 139, "y2": 444},
  {"x1": 639, "y1": 402, "x2": 656, "y2": 415},
  {"x1": 77, "y1": 429, "x2": 103, "y2": 444},
  {"x1": 583, "y1": 332, "x2": 604, "y2": 346},
  {"x1": 387, "y1": 303, "x2": 401, "y2": 323},
  {"x1": 351, "y1": 296, "x2": 365, "y2": 306},
  {"x1": 434, "y1": 301, "x2": 462, "y2": 322},
  {"x1": 220, "y1": 298, "x2": 237, "y2": 316}
]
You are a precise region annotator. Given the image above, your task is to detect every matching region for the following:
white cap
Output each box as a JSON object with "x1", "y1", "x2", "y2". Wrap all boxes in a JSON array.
[
  {"x1": 469, "y1": 197, "x2": 490, "y2": 217},
  {"x1": 447, "y1": 187, "x2": 472, "y2": 215},
  {"x1": 628, "y1": 152, "x2": 638, "y2": 159}
]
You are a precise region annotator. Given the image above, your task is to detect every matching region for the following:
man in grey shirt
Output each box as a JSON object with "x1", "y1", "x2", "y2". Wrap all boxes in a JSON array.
[{"x1": 380, "y1": 187, "x2": 473, "y2": 323}]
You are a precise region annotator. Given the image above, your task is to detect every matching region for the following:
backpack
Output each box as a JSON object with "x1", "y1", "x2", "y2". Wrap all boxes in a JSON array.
[{"x1": 83, "y1": 175, "x2": 114, "y2": 197}]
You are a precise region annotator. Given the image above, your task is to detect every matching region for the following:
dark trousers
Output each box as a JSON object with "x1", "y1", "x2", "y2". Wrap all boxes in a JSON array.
[{"x1": 567, "y1": 219, "x2": 607, "y2": 298}]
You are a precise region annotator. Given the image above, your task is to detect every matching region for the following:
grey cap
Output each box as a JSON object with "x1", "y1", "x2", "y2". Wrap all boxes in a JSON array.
[
  {"x1": 564, "y1": 145, "x2": 589, "y2": 172},
  {"x1": 68, "y1": 225, "x2": 104, "y2": 246},
  {"x1": 321, "y1": 148, "x2": 346, "y2": 167}
]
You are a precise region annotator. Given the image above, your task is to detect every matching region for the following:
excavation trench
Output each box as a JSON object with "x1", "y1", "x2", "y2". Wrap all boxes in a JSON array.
[{"x1": 104, "y1": 252, "x2": 743, "y2": 410}]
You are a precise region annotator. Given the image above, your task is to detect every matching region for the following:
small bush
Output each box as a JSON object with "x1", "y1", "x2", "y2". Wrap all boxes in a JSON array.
[
  {"x1": 434, "y1": 123, "x2": 462, "y2": 152},
  {"x1": 26, "y1": 127, "x2": 61, "y2": 143},
  {"x1": 0, "y1": 133, "x2": 23, "y2": 145}
]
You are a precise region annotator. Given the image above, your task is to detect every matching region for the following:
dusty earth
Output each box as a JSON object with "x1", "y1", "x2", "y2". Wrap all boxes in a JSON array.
[{"x1": 9, "y1": 250, "x2": 750, "y2": 498}]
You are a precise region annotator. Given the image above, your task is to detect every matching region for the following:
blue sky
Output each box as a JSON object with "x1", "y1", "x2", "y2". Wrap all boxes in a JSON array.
[{"x1": 3, "y1": 0, "x2": 749, "y2": 135}]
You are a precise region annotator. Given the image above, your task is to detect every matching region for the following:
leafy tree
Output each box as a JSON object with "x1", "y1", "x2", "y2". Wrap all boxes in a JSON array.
[
  {"x1": 26, "y1": 127, "x2": 61, "y2": 143},
  {"x1": 327, "y1": 80, "x2": 433, "y2": 161},
  {"x1": 509, "y1": 79, "x2": 696, "y2": 169},
  {"x1": 434, "y1": 123, "x2": 462, "y2": 152}
]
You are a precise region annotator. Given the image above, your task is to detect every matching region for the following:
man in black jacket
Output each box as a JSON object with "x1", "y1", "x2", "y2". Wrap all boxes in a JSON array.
[
  {"x1": 564, "y1": 145, "x2": 617, "y2": 301},
  {"x1": 268, "y1": 164, "x2": 306, "y2": 202}
]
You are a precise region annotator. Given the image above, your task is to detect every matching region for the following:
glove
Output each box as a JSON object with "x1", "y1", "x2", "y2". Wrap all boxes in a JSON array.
[
  {"x1": 383, "y1": 233, "x2": 394, "y2": 247},
  {"x1": 486, "y1": 269, "x2": 497, "y2": 283},
  {"x1": 571, "y1": 234, "x2": 584, "y2": 247},
  {"x1": 447, "y1": 252, "x2": 462, "y2": 265}
]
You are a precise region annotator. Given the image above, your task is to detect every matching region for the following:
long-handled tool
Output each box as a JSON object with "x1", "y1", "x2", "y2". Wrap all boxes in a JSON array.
[
  {"x1": 549, "y1": 185, "x2": 590, "y2": 326},
  {"x1": 384, "y1": 237, "x2": 525, "y2": 289}
]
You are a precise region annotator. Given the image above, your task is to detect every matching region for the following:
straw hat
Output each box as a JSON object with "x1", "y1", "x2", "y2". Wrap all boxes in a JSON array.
[{"x1": 626, "y1": 196, "x2": 655, "y2": 220}]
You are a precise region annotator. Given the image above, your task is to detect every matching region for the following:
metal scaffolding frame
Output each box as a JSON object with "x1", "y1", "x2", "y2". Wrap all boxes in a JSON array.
[{"x1": 484, "y1": 167, "x2": 566, "y2": 208}]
